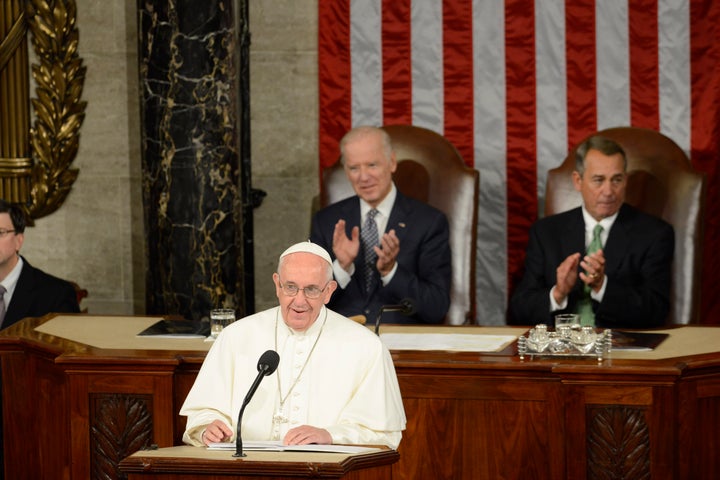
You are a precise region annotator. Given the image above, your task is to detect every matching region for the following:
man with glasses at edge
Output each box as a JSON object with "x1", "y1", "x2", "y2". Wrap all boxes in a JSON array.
[
  {"x1": 180, "y1": 241, "x2": 406, "y2": 449},
  {"x1": 0, "y1": 199, "x2": 80, "y2": 330},
  {"x1": 0, "y1": 199, "x2": 80, "y2": 480}
]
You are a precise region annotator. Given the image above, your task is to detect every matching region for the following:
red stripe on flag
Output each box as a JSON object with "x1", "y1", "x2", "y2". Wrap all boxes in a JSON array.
[
  {"x1": 318, "y1": 1, "x2": 352, "y2": 170},
  {"x1": 565, "y1": 0, "x2": 597, "y2": 147},
  {"x1": 629, "y1": 1, "x2": 659, "y2": 129},
  {"x1": 382, "y1": 0, "x2": 412, "y2": 125},
  {"x1": 505, "y1": 0, "x2": 537, "y2": 294},
  {"x1": 442, "y1": 1, "x2": 475, "y2": 167},
  {"x1": 690, "y1": 0, "x2": 720, "y2": 324}
]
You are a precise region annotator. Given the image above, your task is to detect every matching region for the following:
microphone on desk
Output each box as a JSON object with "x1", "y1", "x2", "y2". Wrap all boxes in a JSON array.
[
  {"x1": 234, "y1": 350, "x2": 280, "y2": 457},
  {"x1": 374, "y1": 298, "x2": 416, "y2": 335}
]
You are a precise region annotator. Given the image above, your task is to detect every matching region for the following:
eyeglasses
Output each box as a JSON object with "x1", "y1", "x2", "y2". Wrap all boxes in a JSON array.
[
  {"x1": 0, "y1": 229, "x2": 15, "y2": 238},
  {"x1": 279, "y1": 281, "x2": 329, "y2": 299}
]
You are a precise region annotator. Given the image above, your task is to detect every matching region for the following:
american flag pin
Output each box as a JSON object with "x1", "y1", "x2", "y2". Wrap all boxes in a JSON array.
[{"x1": 398, "y1": 222, "x2": 406, "y2": 228}]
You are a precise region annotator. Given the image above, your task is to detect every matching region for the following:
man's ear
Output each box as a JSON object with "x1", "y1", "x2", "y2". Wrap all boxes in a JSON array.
[
  {"x1": 323, "y1": 280, "x2": 338, "y2": 304},
  {"x1": 572, "y1": 171, "x2": 582, "y2": 192},
  {"x1": 272, "y1": 272, "x2": 282, "y2": 295},
  {"x1": 14, "y1": 232, "x2": 24, "y2": 253}
]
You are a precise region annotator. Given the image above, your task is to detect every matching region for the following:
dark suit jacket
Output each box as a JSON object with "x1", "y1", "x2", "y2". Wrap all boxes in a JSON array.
[
  {"x1": 2, "y1": 257, "x2": 80, "y2": 329},
  {"x1": 310, "y1": 191, "x2": 451, "y2": 324},
  {"x1": 509, "y1": 204, "x2": 674, "y2": 328},
  {"x1": 0, "y1": 258, "x2": 80, "y2": 480}
]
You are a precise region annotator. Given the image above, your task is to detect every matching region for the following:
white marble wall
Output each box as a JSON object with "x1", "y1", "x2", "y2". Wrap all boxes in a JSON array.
[{"x1": 20, "y1": 0, "x2": 318, "y2": 315}]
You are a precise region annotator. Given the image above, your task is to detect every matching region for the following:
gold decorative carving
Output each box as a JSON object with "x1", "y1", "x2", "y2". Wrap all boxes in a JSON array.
[
  {"x1": 25, "y1": 0, "x2": 86, "y2": 220},
  {"x1": 0, "y1": 0, "x2": 32, "y2": 204}
]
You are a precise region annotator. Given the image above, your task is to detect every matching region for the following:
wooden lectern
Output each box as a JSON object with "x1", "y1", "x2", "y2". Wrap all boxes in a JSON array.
[
  {"x1": 2, "y1": 314, "x2": 720, "y2": 479},
  {"x1": 119, "y1": 445, "x2": 398, "y2": 480}
]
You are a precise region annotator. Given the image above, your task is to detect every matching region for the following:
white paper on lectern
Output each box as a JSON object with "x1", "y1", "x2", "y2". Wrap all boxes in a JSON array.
[
  {"x1": 207, "y1": 440, "x2": 377, "y2": 454},
  {"x1": 380, "y1": 333, "x2": 517, "y2": 352}
]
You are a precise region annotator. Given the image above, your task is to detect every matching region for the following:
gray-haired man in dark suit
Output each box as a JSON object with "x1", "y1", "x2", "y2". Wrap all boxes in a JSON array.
[
  {"x1": 310, "y1": 126, "x2": 451, "y2": 324},
  {"x1": 509, "y1": 136, "x2": 674, "y2": 328}
]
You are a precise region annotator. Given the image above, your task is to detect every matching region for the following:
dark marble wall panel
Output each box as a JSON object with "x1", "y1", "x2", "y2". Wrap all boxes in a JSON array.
[{"x1": 138, "y1": 0, "x2": 245, "y2": 320}]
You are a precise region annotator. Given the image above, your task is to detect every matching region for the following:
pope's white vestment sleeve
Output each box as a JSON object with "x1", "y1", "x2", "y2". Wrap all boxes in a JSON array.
[
  {"x1": 322, "y1": 337, "x2": 405, "y2": 448},
  {"x1": 180, "y1": 332, "x2": 238, "y2": 446}
]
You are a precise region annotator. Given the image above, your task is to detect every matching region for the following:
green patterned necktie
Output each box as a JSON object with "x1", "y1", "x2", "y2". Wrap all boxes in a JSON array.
[{"x1": 576, "y1": 223, "x2": 603, "y2": 326}]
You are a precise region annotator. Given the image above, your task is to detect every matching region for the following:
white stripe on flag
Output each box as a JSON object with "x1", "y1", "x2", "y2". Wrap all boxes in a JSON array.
[
  {"x1": 596, "y1": 0, "x2": 631, "y2": 130},
  {"x1": 411, "y1": 1, "x2": 444, "y2": 131},
  {"x1": 658, "y1": 0, "x2": 690, "y2": 153},
  {"x1": 535, "y1": 0, "x2": 568, "y2": 211},
  {"x1": 351, "y1": 0, "x2": 383, "y2": 126},
  {"x1": 473, "y1": 0, "x2": 508, "y2": 325}
]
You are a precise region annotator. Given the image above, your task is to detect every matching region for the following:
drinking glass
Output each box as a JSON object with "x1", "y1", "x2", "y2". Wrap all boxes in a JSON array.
[
  {"x1": 210, "y1": 308, "x2": 236, "y2": 339},
  {"x1": 555, "y1": 314, "x2": 580, "y2": 337}
]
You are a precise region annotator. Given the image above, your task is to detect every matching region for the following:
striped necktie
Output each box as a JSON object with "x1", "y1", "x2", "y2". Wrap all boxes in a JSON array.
[
  {"x1": 576, "y1": 224, "x2": 603, "y2": 326},
  {"x1": 362, "y1": 209, "x2": 379, "y2": 293}
]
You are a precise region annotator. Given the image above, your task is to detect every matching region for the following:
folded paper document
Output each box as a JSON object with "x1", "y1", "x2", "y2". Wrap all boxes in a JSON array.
[{"x1": 207, "y1": 440, "x2": 378, "y2": 454}]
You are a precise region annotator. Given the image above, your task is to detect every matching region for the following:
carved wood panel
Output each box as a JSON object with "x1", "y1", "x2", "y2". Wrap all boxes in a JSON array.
[
  {"x1": 90, "y1": 393, "x2": 154, "y2": 480},
  {"x1": 587, "y1": 406, "x2": 650, "y2": 480}
]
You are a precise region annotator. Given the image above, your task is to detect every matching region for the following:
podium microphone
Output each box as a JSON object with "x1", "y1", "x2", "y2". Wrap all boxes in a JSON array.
[
  {"x1": 374, "y1": 298, "x2": 416, "y2": 335},
  {"x1": 234, "y1": 350, "x2": 280, "y2": 457}
]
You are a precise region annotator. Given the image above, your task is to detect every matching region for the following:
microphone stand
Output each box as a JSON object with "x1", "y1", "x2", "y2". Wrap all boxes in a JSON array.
[
  {"x1": 234, "y1": 350, "x2": 280, "y2": 457},
  {"x1": 374, "y1": 299, "x2": 415, "y2": 335},
  {"x1": 374, "y1": 306, "x2": 395, "y2": 335},
  {"x1": 233, "y1": 403, "x2": 250, "y2": 457}
]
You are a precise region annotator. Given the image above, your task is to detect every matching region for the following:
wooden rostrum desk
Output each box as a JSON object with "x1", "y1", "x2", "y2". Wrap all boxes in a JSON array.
[
  {"x1": 0, "y1": 314, "x2": 719, "y2": 479},
  {"x1": 119, "y1": 445, "x2": 398, "y2": 480}
]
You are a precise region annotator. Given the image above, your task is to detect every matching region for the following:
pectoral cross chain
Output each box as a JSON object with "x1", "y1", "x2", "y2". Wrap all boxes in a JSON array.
[
  {"x1": 273, "y1": 409, "x2": 288, "y2": 425},
  {"x1": 271, "y1": 408, "x2": 289, "y2": 440}
]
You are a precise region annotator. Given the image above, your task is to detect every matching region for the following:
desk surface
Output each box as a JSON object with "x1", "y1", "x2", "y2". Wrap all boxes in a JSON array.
[
  {"x1": 6, "y1": 314, "x2": 720, "y2": 363},
  {"x1": 123, "y1": 444, "x2": 385, "y2": 464}
]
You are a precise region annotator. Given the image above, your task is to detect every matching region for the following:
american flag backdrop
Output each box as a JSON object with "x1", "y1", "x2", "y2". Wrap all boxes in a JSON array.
[{"x1": 318, "y1": 0, "x2": 720, "y2": 326}]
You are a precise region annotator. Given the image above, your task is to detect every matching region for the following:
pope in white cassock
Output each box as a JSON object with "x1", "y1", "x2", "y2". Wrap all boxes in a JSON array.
[{"x1": 180, "y1": 241, "x2": 406, "y2": 448}]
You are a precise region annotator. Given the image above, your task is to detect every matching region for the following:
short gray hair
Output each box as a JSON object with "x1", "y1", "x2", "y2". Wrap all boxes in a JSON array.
[
  {"x1": 574, "y1": 135, "x2": 627, "y2": 175},
  {"x1": 339, "y1": 126, "x2": 393, "y2": 164}
]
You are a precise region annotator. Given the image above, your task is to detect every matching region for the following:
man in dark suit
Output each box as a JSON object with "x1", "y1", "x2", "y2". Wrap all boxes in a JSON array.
[
  {"x1": 0, "y1": 199, "x2": 80, "y2": 479},
  {"x1": 0, "y1": 200, "x2": 80, "y2": 329},
  {"x1": 509, "y1": 135, "x2": 674, "y2": 328},
  {"x1": 310, "y1": 126, "x2": 451, "y2": 324}
]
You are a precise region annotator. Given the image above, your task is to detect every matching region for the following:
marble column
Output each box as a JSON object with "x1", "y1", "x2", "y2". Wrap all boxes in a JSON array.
[{"x1": 138, "y1": 0, "x2": 245, "y2": 320}]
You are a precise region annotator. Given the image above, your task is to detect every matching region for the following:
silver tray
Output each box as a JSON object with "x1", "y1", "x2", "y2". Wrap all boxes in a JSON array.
[{"x1": 517, "y1": 325, "x2": 612, "y2": 360}]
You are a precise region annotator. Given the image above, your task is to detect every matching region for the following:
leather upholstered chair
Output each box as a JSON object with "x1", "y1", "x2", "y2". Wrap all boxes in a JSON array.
[
  {"x1": 318, "y1": 125, "x2": 479, "y2": 325},
  {"x1": 545, "y1": 127, "x2": 706, "y2": 325}
]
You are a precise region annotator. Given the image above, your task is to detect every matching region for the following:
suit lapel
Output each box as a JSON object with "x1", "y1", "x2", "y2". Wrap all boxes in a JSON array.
[
  {"x1": 5, "y1": 261, "x2": 33, "y2": 325},
  {"x1": 603, "y1": 204, "x2": 631, "y2": 274},
  {"x1": 561, "y1": 209, "x2": 586, "y2": 258},
  {"x1": 385, "y1": 192, "x2": 410, "y2": 238},
  {"x1": 342, "y1": 198, "x2": 361, "y2": 229},
  {"x1": 345, "y1": 198, "x2": 363, "y2": 269}
]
